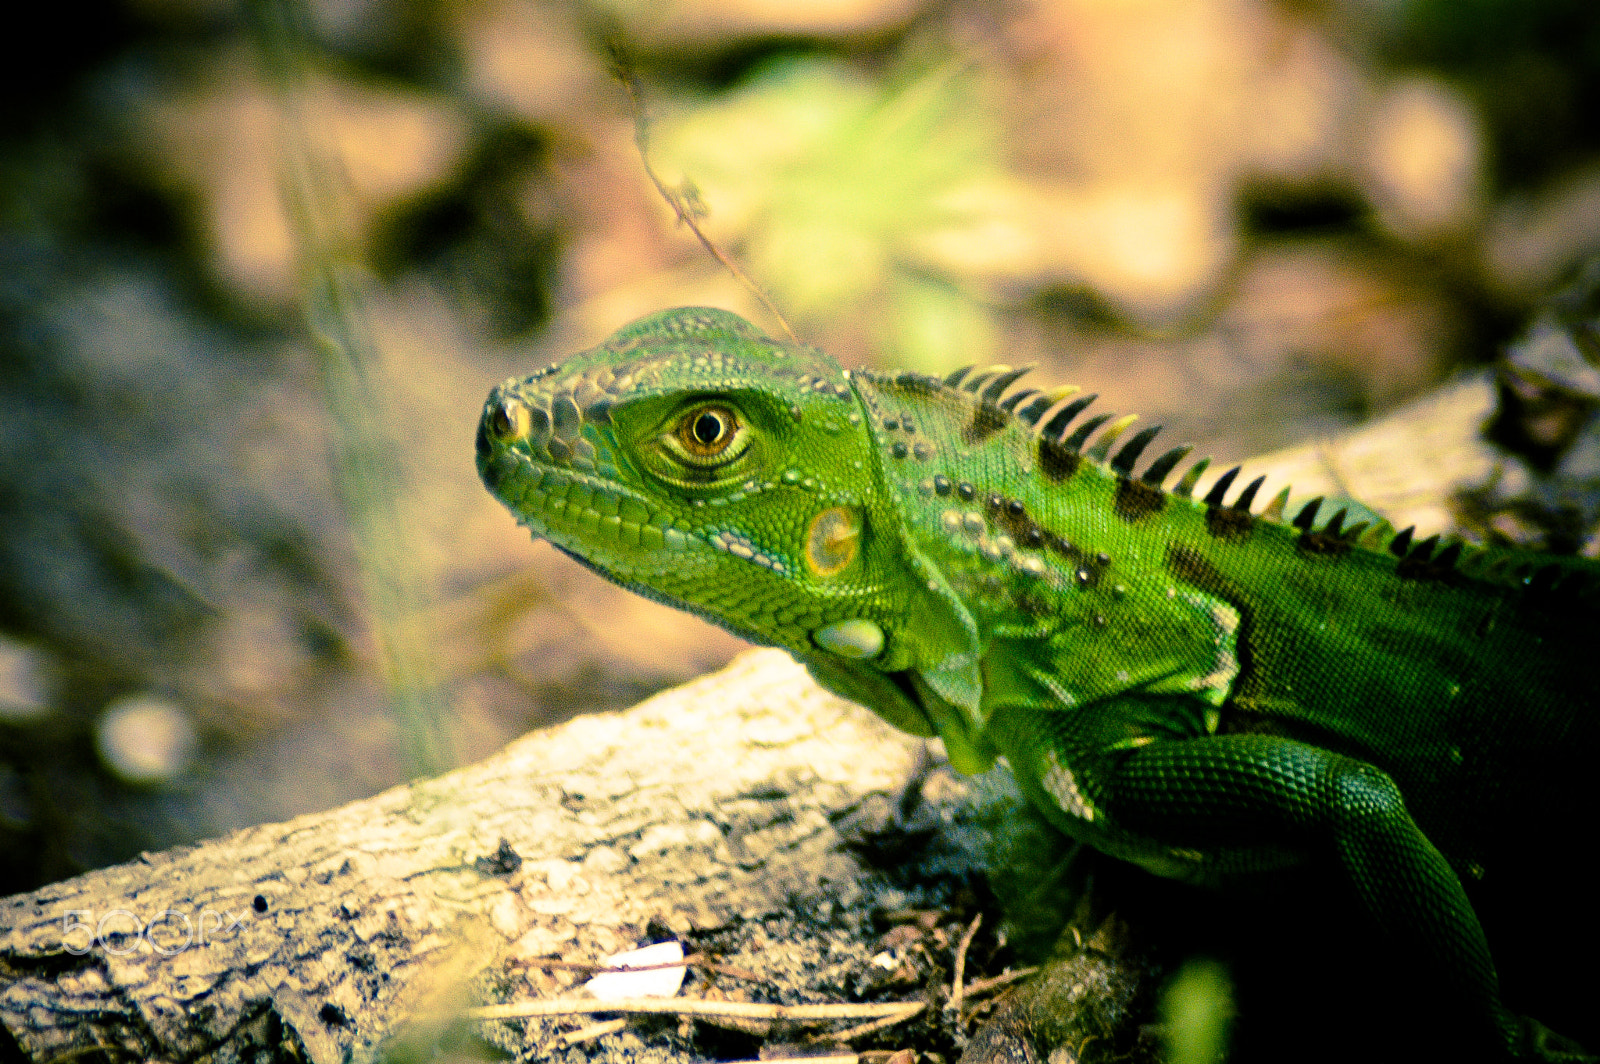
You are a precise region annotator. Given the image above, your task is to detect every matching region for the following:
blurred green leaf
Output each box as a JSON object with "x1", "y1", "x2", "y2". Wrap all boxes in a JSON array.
[
  {"x1": 1161, "y1": 956, "x2": 1234, "y2": 1064},
  {"x1": 655, "y1": 54, "x2": 1003, "y2": 368}
]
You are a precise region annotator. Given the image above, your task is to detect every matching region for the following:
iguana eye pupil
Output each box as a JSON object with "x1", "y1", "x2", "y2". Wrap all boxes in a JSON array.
[
  {"x1": 678, "y1": 405, "x2": 739, "y2": 457},
  {"x1": 693, "y1": 412, "x2": 724, "y2": 446}
]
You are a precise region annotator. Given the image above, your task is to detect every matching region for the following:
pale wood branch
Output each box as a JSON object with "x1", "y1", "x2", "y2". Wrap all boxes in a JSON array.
[{"x1": 0, "y1": 652, "x2": 931, "y2": 1063}]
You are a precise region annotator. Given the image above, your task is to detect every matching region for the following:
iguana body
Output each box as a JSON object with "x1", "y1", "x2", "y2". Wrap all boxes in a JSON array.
[{"x1": 476, "y1": 307, "x2": 1598, "y2": 1059}]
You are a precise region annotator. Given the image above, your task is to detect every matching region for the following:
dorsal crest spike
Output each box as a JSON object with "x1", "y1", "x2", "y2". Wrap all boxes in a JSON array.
[
  {"x1": 1020, "y1": 386, "x2": 1084, "y2": 427},
  {"x1": 1231, "y1": 475, "x2": 1267, "y2": 513},
  {"x1": 1323, "y1": 508, "x2": 1348, "y2": 538},
  {"x1": 1041, "y1": 394, "x2": 1098, "y2": 439},
  {"x1": 944, "y1": 365, "x2": 976, "y2": 388},
  {"x1": 1140, "y1": 444, "x2": 1193, "y2": 486},
  {"x1": 1342, "y1": 521, "x2": 1371, "y2": 542},
  {"x1": 1000, "y1": 388, "x2": 1040, "y2": 413},
  {"x1": 1203, "y1": 466, "x2": 1242, "y2": 507},
  {"x1": 1292, "y1": 497, "x2": 1324, "y2": 531},
  {"x1": 1260, "y1": 486, "x2": 1291, "y2": 522},
  {"x1": 982, "y1": 366, "x2": 1034, "y2": 403},
  {"x1": 1408, "y1": 534, "x2": 1442, "y2": 561},
  {"x1": 1062, "y1": 412, "x2": 1115, "y2": 452},
  {"x1": 1388, "y1": 526, "x2": 1415, "y2": 557},
  {"x1": 962, "y1": 366, "x2": 1008, "y2": 394},
  {"x1": 1433, "y1": 541, "x2": 1464, "y2": 569},
  {"x1": 1110, "y1": 424, "x2": 1165, "y2": 476},
  {"x1": 1086, "y1": 413, "x2": 1140, "y2": 463},
  {"x1": 1172, "y1": 457, "x2": 1211, "y2": 497},
  {"x1": 1015, "y1": 394, "x2": 1056, "y2": 426}
]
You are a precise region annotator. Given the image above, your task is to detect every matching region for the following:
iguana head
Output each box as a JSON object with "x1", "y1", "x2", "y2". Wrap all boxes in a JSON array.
[{"x1": 476, "y1": 308, "x2": 981, "y2": 734}]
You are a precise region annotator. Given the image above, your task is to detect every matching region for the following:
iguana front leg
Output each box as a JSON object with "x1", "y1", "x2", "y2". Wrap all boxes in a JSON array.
[{"x1": 990, "y1": 703, "x2": 1564, "y2": 1061}]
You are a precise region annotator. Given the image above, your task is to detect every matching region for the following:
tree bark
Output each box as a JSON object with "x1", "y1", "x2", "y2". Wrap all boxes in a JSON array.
[
  {"x1": 0, "y1": 651, "x2": 939, "y2": 1063},
  {"x1": 0, "y1": 376, "x2": 1506, "y2": 1064}
]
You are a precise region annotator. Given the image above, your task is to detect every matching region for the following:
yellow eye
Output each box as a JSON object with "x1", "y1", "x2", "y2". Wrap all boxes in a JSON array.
[{"x1": 676, "y1": 405, "x2": 739, "y2": 458}]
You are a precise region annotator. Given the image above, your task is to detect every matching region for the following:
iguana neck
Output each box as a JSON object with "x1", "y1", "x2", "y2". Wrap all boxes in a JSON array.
[{"x1": 852, "y1": 368, "x2": 1142, "y2": 644}]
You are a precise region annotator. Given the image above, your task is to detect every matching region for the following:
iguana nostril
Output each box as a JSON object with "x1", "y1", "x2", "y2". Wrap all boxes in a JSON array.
[{"x1": 486, "y1": 395, "x2": 531, "y2": 443}]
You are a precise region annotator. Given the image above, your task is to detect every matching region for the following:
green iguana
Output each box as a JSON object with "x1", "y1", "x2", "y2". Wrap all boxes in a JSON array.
[{"x1": 476, "y1": 306, "x2": 1599, "y2": 1061}]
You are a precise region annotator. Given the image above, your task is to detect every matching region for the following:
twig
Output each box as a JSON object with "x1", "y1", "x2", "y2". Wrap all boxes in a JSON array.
[
  {"x1": 468, "y1": 996, "x2": 923, "y2": 1024},
  {"x1": 946, "y1": 913, "x2": 982, "y2": 1014},
  {"x1": 820, "y1": 1002, "x2": 927, "y2": 1044},
  {"x1": 959, "y1": 966, "x2": 1038, "y2": 1000},
  {"x1": 558, "y1": 1018, "x2": 628, "y2": 1046},
  {"x1": 956, "y1": 967, "x2": 1040, "y2": 1025},
  {"x1": 516, "y1": 957, "x2": 679, "y2": 974},
  {"x1": 724, "y1": 1057, "x2": 859, "y2": 1064},
  {"x1": 607, "y1": 41, "x2": 799, "y2": 345},
  {"x1": 512, "y1": 952, "x2": 768, "y2": 984}
]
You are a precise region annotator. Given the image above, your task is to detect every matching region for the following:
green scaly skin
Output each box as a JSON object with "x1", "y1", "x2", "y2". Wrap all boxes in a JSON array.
[{"x1": 476, "y1": 307, "x2": 1599, "y2": 1060}]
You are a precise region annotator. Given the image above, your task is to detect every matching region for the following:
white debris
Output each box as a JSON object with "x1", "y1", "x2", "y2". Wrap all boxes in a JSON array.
[{"x1": 584, "y1": 940, "x2": 687, "y2": 1001}]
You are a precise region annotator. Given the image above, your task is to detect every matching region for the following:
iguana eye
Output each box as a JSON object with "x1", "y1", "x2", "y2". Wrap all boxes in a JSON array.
[{"x1": 676, "y1": 405, "x2": 740, "y2": 458}]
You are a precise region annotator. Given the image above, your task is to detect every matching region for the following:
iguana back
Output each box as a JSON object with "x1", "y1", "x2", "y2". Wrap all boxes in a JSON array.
[{"x1": 848, "y1": 361, "x2": 1600, "y2": 879}]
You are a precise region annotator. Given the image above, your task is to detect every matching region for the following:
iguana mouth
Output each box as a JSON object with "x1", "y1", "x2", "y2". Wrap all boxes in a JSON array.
[{"x1": 477, "y1": 379, "x2": 692, "y2": 558}]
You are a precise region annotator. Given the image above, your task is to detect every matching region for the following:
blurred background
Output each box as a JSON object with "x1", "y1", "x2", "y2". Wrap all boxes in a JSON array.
[{"x1": 1, "y1": 0, "x2": 1597, "y2": 892}]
